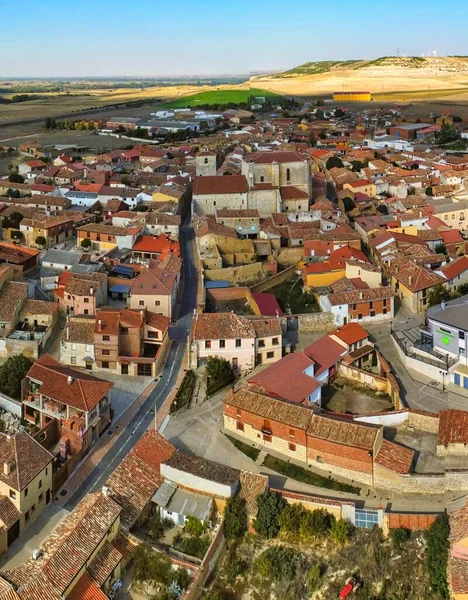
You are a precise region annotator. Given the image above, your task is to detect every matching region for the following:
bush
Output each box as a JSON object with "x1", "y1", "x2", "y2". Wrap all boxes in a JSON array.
[
  {"x1": 184, "y1": 515, "x2": 204, "y2": 537},
  {"x1": 307, "y1": 564, "x2": 321, "y2": 591},
  {"x1": 171, "y1": 370, "x2": 195, "y2": 413},
  {"x1": 426, "y1": 513, "x2": 449, "y2": 599},
  {"x1": 225, "y1": 557, "x2": 246, "y2": 582},
  {"x1": 255, "y1": 546, "x2": 301, "y2": 581},
  {"x1": 224, "y1": 495, "x2": 247, "y2": 540},
  {"x1": 0, "y1": 355, "x2": 32, "y2": 400},
  {"x1": 279, "y1": 503, "x2": 305, "y2": 535},
  {"x1": 133, "y1": 543, "x2": 172, "y2": 583},
  {"x1": 326, "y1": 156, "x2": 344, "y2": 170},
  {"x1": 8, "y1": 173, "x2": 24, "y2": 183},
  {"x1": 390, "y1": 527, "x2": 411, "y2": 550},
  {"x1": 254, "y1": 490, "x2": 286, "y2": 538},
  {"x1": 206, "y1": 356, "x2": 234, "y2": 395},
  {"x1": 173, "y1": 533, "x2": 210, "y2": 559},
  {"x1": 342, "y1": 196, "x2": 356, "y2": 212},
  {"x1": 147, "y1": 511, "x2": 165, "y2": 541},
  {"x1": 300, "y1": 508, "x2": 336, "y2": 539},
  {"x1": 80, "y1": 237, "x2": 92, "y2": 250},
  {"x1": 330, "y1": 518, "x2": 350, "y2": 546},
  {"x1": 35, "y1": 235, "x2": 46, "y2": 246}
]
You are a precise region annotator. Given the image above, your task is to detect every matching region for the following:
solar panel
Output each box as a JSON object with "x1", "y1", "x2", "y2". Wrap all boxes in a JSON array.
[{"x1": 114, "y1": 265, "x2": 134, "y2": 277}]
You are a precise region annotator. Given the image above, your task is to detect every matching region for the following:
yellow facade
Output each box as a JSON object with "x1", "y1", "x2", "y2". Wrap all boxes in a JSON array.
[
  {"x1": 304, "y1": 268, "x2": 346, "y2": 289},
  {"x1": 389, "y1": 225, "x2": 418, "y2": 236},
  {"x1": 333, "y1": 92, "x2": 372, "y2": 101},
  {"x1": 152, "y1": 191, "x2": 175, "y2": 203}
]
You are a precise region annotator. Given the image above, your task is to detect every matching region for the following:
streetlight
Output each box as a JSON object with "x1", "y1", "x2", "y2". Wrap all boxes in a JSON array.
[{"x1": 439, "y1": 370, "x2": 447, "y2": 391}]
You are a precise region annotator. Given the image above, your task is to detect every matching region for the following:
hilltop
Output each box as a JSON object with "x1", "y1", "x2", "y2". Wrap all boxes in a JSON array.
[{"x1": 251, "y1": 56, "x2": 468, "y2": 100}]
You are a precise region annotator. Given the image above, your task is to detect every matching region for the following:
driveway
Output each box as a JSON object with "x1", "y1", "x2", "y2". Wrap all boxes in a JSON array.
[
  {"x1": 96, "y1": 373, "x2": 153, "y2": 422},
  {"x1": 0, "y1": 503, "x2": 69, "y2": 570}
]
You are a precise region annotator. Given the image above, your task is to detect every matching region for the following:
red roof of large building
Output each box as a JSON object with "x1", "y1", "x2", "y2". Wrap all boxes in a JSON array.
[
  {"x1": 440, "y1": 229, "x2": 463, "y2": 244},
  {"x1": 244, "y1": 151, "x2": 307, "y2": 164},
  {"x1": 132, "y1": 234, "x2": 180, "y2": 256},
  {"x1": 303, "y1": 259, "x2": 345, "y2": 274},
  {"x1": 193, "y1": 175, "x2": 248, "y2": 195}
]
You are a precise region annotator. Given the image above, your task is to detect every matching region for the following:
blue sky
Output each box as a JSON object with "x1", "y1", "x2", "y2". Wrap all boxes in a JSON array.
[{"x1": 2, "y1": 0, "x2": 467, "y2": 77}]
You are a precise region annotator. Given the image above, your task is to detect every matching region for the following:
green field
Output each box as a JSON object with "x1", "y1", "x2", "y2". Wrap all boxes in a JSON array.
[{"x1": 162, "y1": 87, "x2": 282, "y2": 108}]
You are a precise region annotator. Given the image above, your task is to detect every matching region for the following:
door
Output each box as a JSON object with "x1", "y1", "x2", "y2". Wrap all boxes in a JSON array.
[
  {"x1": 7, "y1": 520, "x2": 19, "y2": 546},
  {"x1": 85, "y1": 362, "x2": 92, "y2": 371},
  {"x1": 121, "y1": 364, "x2": 129, "y2": 375},
  {"x1": 464, "y1": 376, "x2": 468, "y2": 390},
  {"x1": 232, "y1": 357, "x2": 238, "y2": 372},
  {"x1": 455, "y1": 373, "x2": 461, "y2": 386},
  {"x1": 46, "y1": 489, "x2": 51, "y2": 505}
]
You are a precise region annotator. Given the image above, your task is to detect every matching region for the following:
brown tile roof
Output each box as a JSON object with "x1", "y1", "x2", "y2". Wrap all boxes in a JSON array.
[
  {"x1": 87, "y1": 540, "x2": 122, "y2": 586},
  {"x1": 225, "y1": 387, "x2": 314, "y2": 430},
  {"x1": 244, "y1": 151, "x2": 307, "y2": 164},
  {"x1": 449, "y1": 498, "x2": 468, "y2": 545},
  {"x1": 388, "y1": 512, "x2": 438, "y2": 531},
  {"x1": 61, "y1": 316, "x2": 95, "y2": 344},
  {"x1": 27, "y1": 354, "x2": 113, "y2": 412},
  {"x1": 194, "y1": 216, "x2": 237, "y2": 239},
  {"x1": 76, "y1": 223, "x2": 129, "y2": 235},
  {"x1": 192, "y1": 312, "x2": 255, "y2": 341},
  {"x1": 438, "y1": 410, "x2": 468, "y2": 446},
  {"x1": 248, "y1": 317, "x2": 281, "y2": 338},
  {"x1": 0, "y1": 578, "x2": 20, "y2": 600},
  {"x1": 106, "y1": 431, "x2": 176, "y2": 530},
  {"x1": 164, "y1": 451, "x2": 240, "y2": 486},
  {"x1": 388, "y1": 256, "x2": 445, "y2": 292},
  {"x1": 375, "y1": 439, "x2": 414, "y2": 474},
  {"x1": 130, "y1": 265, "x2": 177, "y2": 295},
  {"x1": 238, "y1": 471, "x2": 268, "y2": 518},
  {"x1": 216, "y1": 209, "x2": 259, "y2": 218},
  {"x1": 146, "y1": 312, "x2": 170, "y2": 331},
  {"x1": 193, "y1": 175, "x2": 248, "y2": 195},
  {"x1": 307, "y1": 413, "x2": 378, "y2": 450},
  {"x1": 64, "y1": 272, "x2": 106, "y2": 297},
  {"x1": 328, "y1": 286, "x2": 394, "y2": 306},
  {"x1": 0, "y1": 497, "x2": 20, "y2": 529},
  {"x1": 0, "y1": 282, "x2": 27, "y2": 322},
  {"x1": 280, "y1": 186, "x2": 309, "y2": 200},
  {"x1": 21, "y1": 299, "x2": 59, "y2": 317},
  {"x1": 0, "y1": 432, "x2": 52, "y2": 492},
  {"x1": 450, "y1": 555, "x2": 468, "y2": 595}
]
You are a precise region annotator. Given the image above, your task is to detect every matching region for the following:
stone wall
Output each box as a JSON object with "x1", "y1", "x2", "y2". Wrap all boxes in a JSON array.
[
  {"x1": 297, "y1": 312, "x2": 335, "y2": 332},
  {"x1": 407, "y1": 409, "x2": 440, "y2": 433},
  {"x1": 276, "y1": 247, "x2": 303, "y2": 267},
  {"x1": 250, "y1": 265, "x2": 297, "y2": 292},
  {"x1": 204, "y1": 262, "x2": 267, "y2": 286}
]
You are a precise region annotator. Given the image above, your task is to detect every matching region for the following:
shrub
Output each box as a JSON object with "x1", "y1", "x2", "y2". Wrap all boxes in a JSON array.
[
  {"x1": 426, "y1": 514, "x2": 449, "y2": 599},
  {"x1": 206, "y1": 356, "x2": 234, "y2": 395},
  {"x1": 147, "y1": 511, "x2": 164, "y2": 541},
  {"x1": 390, "y1": 527, "x2": 411, "y2": 550},
  {"x1": 8, "y1": 173, "x2": 24, "y2": 183},
  {"x1": 184, "y1": 516, "x2": 204, "y2": 537},
  {"x1": 342, "y1": 196, "x2": 356, "y2": 212},
  {"x1": 255, "y1": 546, "x2": 301, "y2": 581},
  {"x1": 279, "y1": 503, "x2": 304, "y2": 535},
  {"x1": 133, "y1": 543, "x2": 172, "y2": 583},
  {"x1": 173, "y1": 533, "x2": 210, "y2": 559},
  {"x1": 225, "y1": 557, "x2": 246, "y2": 582},
  {"x1": 300, "y1": 508, "x2": 336, "y2": 539},
  {"x1": 0, "y1": 355, "x2": 32, "y2": 400},
  {"x1": 224, "y1": 495, "x2": 247, "y2": 540},
  {"x1": 171, "y1": 370, "x2": 195, "y2": 413},
  {"x1": 35, "y1": 235, "x2": 46, "y2": 246},
  {"x1": 326, "y1": 156, "x2": 344, "y2": 170},
  {"x1": 254, "y1": 490, "x2": 286, "y2": 538},
  {"x1": 80, "y1": 237, "x2": 92, "y2": 250},
  {"x1": 307, "y1": 564, "x2": 321, "y2": 591},
  {"x1": 330, "y1": 518, "x2": 350, "y2": 545}
]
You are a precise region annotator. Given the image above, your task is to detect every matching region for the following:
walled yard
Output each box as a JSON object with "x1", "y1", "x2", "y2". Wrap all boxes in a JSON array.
[
  {"x1": 270, "y1": 277, "x2": 320, "y2": 315},
  {"x1": 321, "y1": 379, "x2": 394, "y2": 415},
  {"x1": 205, "y1": 296, "x2": 255, "y2": 315},
  {"x1": 203, "y1": 526, "x2": 431, "y2": 600}
]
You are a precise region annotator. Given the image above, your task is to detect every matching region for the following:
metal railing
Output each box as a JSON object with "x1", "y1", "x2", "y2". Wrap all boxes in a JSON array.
[{"x1": 391, "y1": 329, "x2": 458, "y2": 370}]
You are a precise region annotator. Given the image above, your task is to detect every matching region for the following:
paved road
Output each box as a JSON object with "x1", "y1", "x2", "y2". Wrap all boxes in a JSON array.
[{"x1": 63, "y1": 223, "x2": 197, "y2": 511}]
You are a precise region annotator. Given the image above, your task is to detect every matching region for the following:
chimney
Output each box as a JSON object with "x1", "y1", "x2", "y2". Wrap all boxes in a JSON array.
[
  {"x1": 409, "y1": 275, "x2": 413, "y2": 285},
  {"x1": 66, "y1": 326, "x2": 69, "y2": 340},
  {"x1": 101, "y1": 486, "x2": 109, "y2": 497},
  {"x1": 67, "y1": 376, "x2": 73, "y2": 385},
  {"x1": 3, "y1": 462, "x2": 11, "y2": 477},
  {"x1": 89, "y1": 287, "x2": 94, "y2": 295},
  {"x1": 98, "y1": 319, "x2": 102, "y2": 331}
]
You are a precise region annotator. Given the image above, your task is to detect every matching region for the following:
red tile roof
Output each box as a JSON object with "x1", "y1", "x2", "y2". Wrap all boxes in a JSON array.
[
  {"x1": 250, "y1": 292, "x2": 283, "y2": 317},
  {"x1": 244, "y1": 151, "x2": 307, "y2": 164},
  {"x1": 303, "y1": 259, "x2": 346, "y2": 275},
  {"x1": 192, "y1": 312, "x2": 255, "y2": 340},
  {"x1": 439, "y1": 256, "x2": 468, "y2": 281},
  {"x1": 438, "y1": 410, "x2": 468, "y2": 446},
  {"x1": 308, "y1": 413, "x2": 378, "y2": 450},
  {"x1": 332, "y1": 323, "x2": 369, "y2": 346},
  {"x1": 440, "y1": 229, "x2": 464, "y2": 244},
  {"x1": 330, "y1": 246, "x2": 370, "y2": 263},
  {"x1": 27, "y1": 354, "x2": 113, "y2": 412},
  {"x1": 132, "y1": 234, "x2": 180, "y2": 256},
  {"x1": 375, "y1": 439, "x2": 414, "y2": 474},
  {"x1": 66, "y1": 573, "x2": 107, "y2": 600},
  {"x1": 302, "y1": 336, "x2": 346, "y2": 376},
  {"x1": 279, "y1": 186, "x2": 309, "y2": 200}
]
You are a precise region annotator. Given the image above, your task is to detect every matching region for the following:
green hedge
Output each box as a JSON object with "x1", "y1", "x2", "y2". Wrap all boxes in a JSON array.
[
  {"x1": 262, "y1": 455, "x2": 361, "y2": 495},
  {"x1": 171, "y1": 370, "x2": 195, "y2": 413}
]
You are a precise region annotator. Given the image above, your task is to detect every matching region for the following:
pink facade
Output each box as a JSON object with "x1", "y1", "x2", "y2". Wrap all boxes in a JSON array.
[
  {"x1": 60, "y1": 293, "x2": 97, "y2": 316},
  {"x1": 195, "y1": 336, "x2": 255, "y2": 372}
]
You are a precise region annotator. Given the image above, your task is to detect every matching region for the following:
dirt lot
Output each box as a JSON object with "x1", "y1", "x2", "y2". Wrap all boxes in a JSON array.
[{"x1": 321, "y1": 380, "x2": 393, "y2": 415}]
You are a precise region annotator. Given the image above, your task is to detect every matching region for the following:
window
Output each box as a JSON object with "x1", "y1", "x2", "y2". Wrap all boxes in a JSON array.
[
  {"x1": 102, "y1": 361, "x2": 109, "y2": 369},
  {"x1": 103, "y1": 335, "x2": 110, "y2": 341},
  {"x1": 272, "y1": 337, "x2": 279, "y2": 345},
  {"x1": 235, "y1": 339, "x2": 241, "y2": 348},
  {"x1": 236, "y1": 421, "x2": 244, "y2": 432},
  {"x1": 258, "y1": 340, "x2": 265, "y2": 348},
  {"x1": 24, "y1": 487, "x2": 28, "y2": 497},
  {"x1": 9, "y1": 490, "x2": 16, "y2": 500},
  {"x1": 260, "y1": 175, "x2": 264, "y2": 182},
  {"x1": 147, "y1": 331, "x2": 159, "y2": 339},
  {"x1": 83, "y1": 297, "x2": 89, "y2": 304},
  {"x1": 370, "y1": 310, "x2": 375, "y2": 317},
  {"x1": 25, "y1": 510, "x2": 30, "y2": 522},
  {"x1": 205, "y1": 340, "x2": 211, "y2": 349},
  {"x1": 352, "y1": 304, "x2": 357, "y2": 311},
  {"x1": 219, "y1": 339, "x2": 225, "y2": 348},
  {"x1": 154, "y1": 300, "x2": 161, "y2": 306},
  {"x1": 102, "y1": 349, "x2": 110, "y2": 356},
  {"x1": 39, "y1": 479, "x2": 42, "y2": 489},
  {"x1": 39, "y1": 493, "x2": 44, "y2": 503},
  {"x1": 267, "y1": 351, "x2": 274, "y2": 359},
  {"x1": 236, "y1": 408, "x2": 242, "y2": 417},
  {"x1": 286, "y1": 168, "x2": 291, "y2": 182},
  {"x1": 139, "y1": 300, "x2": 145, "y2": 307},
  {"x1": 289, "y1": 443, "x2": 296, "y2": 452},
  {"x1": 460, "y1": 331, "x2": 465, "y2": 340},
  {"x1": 369, "y1": 301, "x2": 373, "y2": 310},
  {"x1": 45, "y1": 468, "x2": 48, "y2": 476},
  {"x1": 204, "y1": 158, "x2": 208, "y2": 164},
  {"x1": 383, "y1": 298, "x2": 387, "y2": 307},
  {"x1": 289, "y1": 428, "x2": 295, "y2": 438},
  {"x1": 263, "y1": 434, "x2": 272, "y2": 442},
  {"x1": 71, "y1": 343, "x2": 77, "y2": 350},
  {"x1": 383, "y1": 309, "x2": 387, "y2": 315},
  {"x1": 121, "y1": 327, "x2": 128, "y2": 335},
  {"x1": 71, "y1": 357, "x2": 77, "y2": 365},
  {"x1": 31, "y1": 504, "x2": 36, "y2": 513},
  {"x1": 358, "y1": 314, "x2": 363, "y2": 320}
]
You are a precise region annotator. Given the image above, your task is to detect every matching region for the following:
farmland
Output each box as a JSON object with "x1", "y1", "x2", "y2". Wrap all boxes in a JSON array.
[{"x1": 161, "y1": 88, "x2": 283, "y2": 108}]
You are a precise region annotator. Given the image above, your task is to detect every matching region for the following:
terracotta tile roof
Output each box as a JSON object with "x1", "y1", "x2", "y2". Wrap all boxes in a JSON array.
[
  {"x1": 328, "y1": 285, "x2": 394, "y2": 306},
  {"x1": 0, "y1": 497, "x2": 20, "y2": 529},
  {"x1": 132, "y1": 234, "x2": 180, "y2": 256},
  {"x1": 27, "y1": 354, "x2": 113, "y2": 412},
  {"x1": 192, "y1": 312, "x2": 255, "y2": 341},
  {"x1": 449, "y1": 498, "x2": 468, "y2": 545},
  {"x1": 450, "y1": 555, "x2": 468, "y2": 594},
  {"x1": 21, "y1": 299, "x2": 59, "y2": 317},
  {"x1": 249, "y1": 353, "x2": 320, "y2": 403},
  {"x1": 0, "y1": 432, "x2": 52, "y2": 492},
  {"x1": 146, "y1": 312, "x2": 170, "y2": 331},
  {"x1": 87, "y1": 540, "x2": 122, "y2": 586},
  {"x1": 307, "y1": 413, "x2": 379, "y2": 450},
  {"x1": 76, "y1": 223, "x2": 129, "y2": 236},
  {"x1": 0, "y1": 282, "x2": 27, "y2": 322},
  {"x1": 439, "y1": 256, "x2": 468, "y2": 281},
  {"x1": 164, "y1": 451, "x2": 240, "y2": 486},
  {"x1": 193, "y1": 175, "x2": 248, "y2": 195},
  {"x1": 388, "y1": 256, "x2": 445, "y2": 292},
  {"x1": 63, "y1": 272, "x2": 106, "y2": 297},
  {"x1": 438, "y1": 410, "x2": 468, "y2": 446},
  {"x1": 303, "y1": 259, "x2": 346, "y2": 275},
  {"x1": 238, "y1": 471, "x2": 268, "y2": 518},
  {"x1": 388, "y1": 512, "x2": 438, "y2": 531},
  {"x1": 106, "y1": 431, "x2": 176, "y2": 530},
  {"x1": 0, "y1": 578, "x2": 20, "y2": 600},
  {"x1": 131, "y1": 265, "x2": 177, "y2": 296},
  {"x1": 330, "y1": 246, "x2": 370, "y2": 263},
  {"x1": 61, "y1": 316, "x2": 95, "y2": 344},
  {"x1": 331, "y1": 323, "x2": 369, "y2": 346},
  {"x1": 244, "y1": 151, "x2": 307, "y2": 164},
  {"x1": 249, "y1": 317, "x2": 281, "y2": 338},
  {"x1": 375, "y1": 439, "x2": 414, "y2": 474},
  {"x1": 280, "y1": 186, "x2": 309, "y2": 200},
  {"x1": 64, "y1": 572, "x2": 108, "y2": 600},
  {"x1": 225, "y1": 387, "x2": 314, "y2": 430},
  {"x1": 302, "y1": 336, "x2": 346, "y2": 376}
]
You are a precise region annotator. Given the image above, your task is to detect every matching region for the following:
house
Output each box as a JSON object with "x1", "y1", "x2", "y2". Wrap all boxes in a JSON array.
[
  {"x1": 22, "y1": 354, "x2": 113, "y2": 456},
  {"x1": 343, "y1": 180, "x2": 377, "y2": 197},
  {"x1": 0, "y1": 242, "x2": 40, "y2": 272},
  {"x1": 214, "y1": 208, "x2": 260, "y2": 238},
  {"x1": 93, "y1": 309, "x2": 169, "y2": 377},
  {"x1": 302, "y1": 259, "x2": 346, "y2": 289},
  {"x1": 76, "y1": 223, "x2": 140, "y2": 252},
  {"x1": 129, "y1": 263, "x2": 180, "y2": 319},
  {"x1": 19, "y1": 214, "x2": 74, "y2": 248},
  {"x1": 40, "y1": 249, "x2": 83, "y2": 272},
  {"x1": 57, "y1": 271, "x2": 107, "y2": 316},
  {"x1": 60, "y1": 315, "x2": 96, "y2": 369},
  {"x1": 389, "y1": 123, "x2": 431, "y2": 140},
  {"x1": 131, "y1": 234, "x2": 180, "y2": 263},
  {"x1": 436, "y1": 256, "x2": 468, "y2": 292},
  {"x1": 190, "y1": 313, "x2": 282, "y2": 372},
  {"x1": 320, "y1": 286, "x2": 395, "y2": 326},
  {"x1": 388, "y1": 256, "x2": 446, "y2": 313},
  {"x1": 192, "y1": 175, "x2": 249, "y2": 215},
  {"x1": 0, "y1": 431, "x2": 53, "y2": 554},
  {"x1": 144, "y1": 211, "x2": 181, "y2": 240}
]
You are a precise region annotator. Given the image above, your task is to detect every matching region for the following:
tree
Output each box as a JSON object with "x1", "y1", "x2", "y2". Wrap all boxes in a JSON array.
[
  {"x1": 307, "y1": 564, "x2": 322, "y2": 591},
  {"x1": 350, "y1": 160, "x2": 366, "y2": 172},
  {"x1": 224, "y1": 495, "x2": 247, "y2": 539},
  {"x1": 35, "y1": 235, "x2": 46, "y2": 247},
  {"x1": 205, "y1": 356, "x2": 234, "y2": 395},
  {"x1": 299, "y1": 508, "x2": 335, "y2": 539},
  {"x1": 132, "y1": 543, "x2": 172, "y2": 584},
  {"x1": 407, "y1": 186, "x2": 416, "y2": 195},
  {"x1": 255, "y1": 546, "x2": 300, "y2": 581},
  {"x1": 80, "y1": 237, "x2": 92, "y2": 250},
  {"x1": 1, "y1": 217, "x2": 12, "y2": 229},
  {"x1": 390, "y1": 527, "x2": 410, "y2": 551},
  {"x1": 0, "y1": 355, "x2": 33, "y2": 400},
  {"x1": 376, "y1": 204, "x2": 388, "y2": 215},
  {"x1": 435, "y1": 243, "x2": 448, "y2": 256},
  {"x1": 335, "y1": 108, "x2": 346, "y2": 118},
  {"x1": 342, "y1": 196, "x2": 355, "y2": 212},
  {"x1": 254, "y1": 490, "x2": 286, "y2": 538},
  {"x1": 427, "y1": 284, "x2": 453, "y2": 308},
  {"x1": 426, "y1": 513, "x2": 449, "y2": 600},
  {"x1": 426, "y1": 186, "x2": 434, "y2": 196},
  {"x1": 279, "y1": 503, "x2": 304, "y2": 535},
  {"x1": 326, "y1": 156, "x2": 343, "y2": 170},
  {"x1": 437, "y1": 122, "x2": 458, "y2": 144},
  {"x1": 8, "y1": 173, "x2": 24, "y2": 184},
  {"x1": 330, "y1": 518, "x2": 350, "y2": 545},
  {"x1": 184, "y1": 515, "x2": 204, "y2": 537}
]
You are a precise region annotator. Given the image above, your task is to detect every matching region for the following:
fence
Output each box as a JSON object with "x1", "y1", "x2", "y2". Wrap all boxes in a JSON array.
[{"x1": 391, "y1": 330, "x2": 457, "y2": 370}]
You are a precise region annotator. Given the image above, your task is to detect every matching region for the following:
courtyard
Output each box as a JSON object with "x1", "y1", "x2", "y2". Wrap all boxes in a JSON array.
[{"x1": 321, "y1": 379, "x2": 394, "y2": 415}]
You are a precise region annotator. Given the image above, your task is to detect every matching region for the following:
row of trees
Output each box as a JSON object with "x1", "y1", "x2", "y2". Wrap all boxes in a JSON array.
[{"x1": 44, "y1": 117, "x2": 96, "y2": 131}]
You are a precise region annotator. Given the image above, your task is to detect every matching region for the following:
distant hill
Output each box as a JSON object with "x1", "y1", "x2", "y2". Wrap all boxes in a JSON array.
[{"x1": 252, "y1": 56, "x2": 468, "y2": 99}]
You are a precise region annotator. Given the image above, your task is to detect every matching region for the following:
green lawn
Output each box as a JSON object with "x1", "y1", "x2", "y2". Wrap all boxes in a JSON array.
[
  {"x1": 270, "y1": 276, "x2": 320, "y2": 314},
  {"x1": 162, "y1": 87, "x2": 282, "y2": 108},
  {"x1": 262, "y1": 454, "x2": 361, "y2": 495},
  {"x1": 225, "y1": 435, "x2": 261, "y2": 461}
]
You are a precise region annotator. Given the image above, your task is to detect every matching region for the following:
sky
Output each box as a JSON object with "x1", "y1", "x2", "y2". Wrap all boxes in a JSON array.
[{"x1": 1, "y1": 0, "x2": 468, "y2": 77}]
